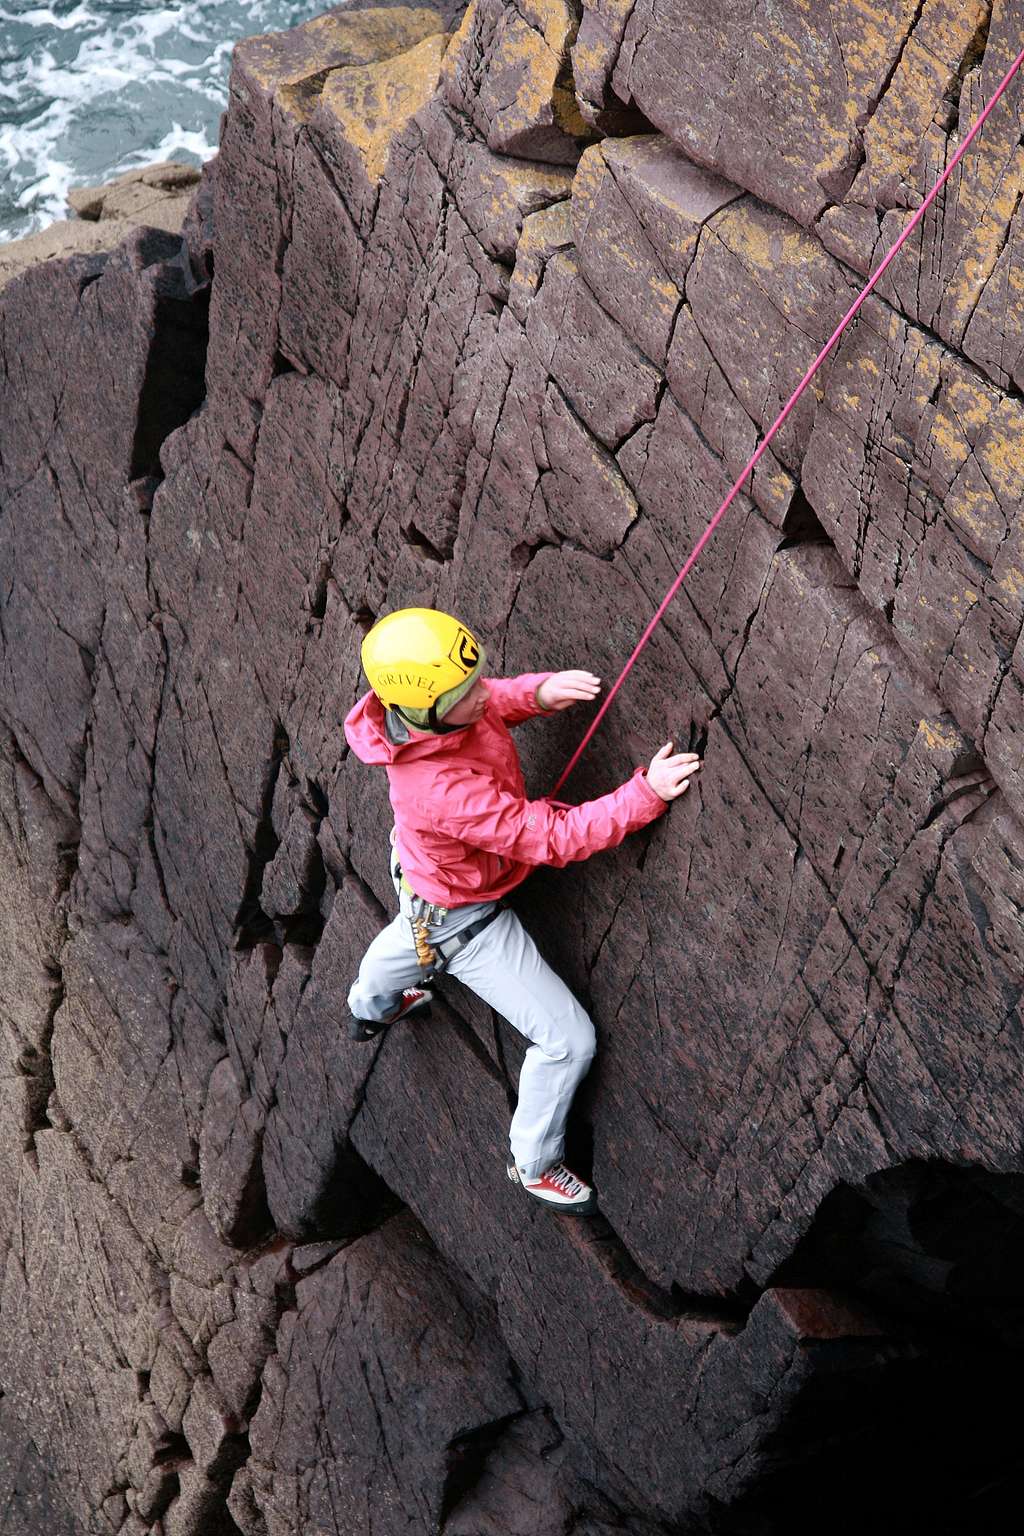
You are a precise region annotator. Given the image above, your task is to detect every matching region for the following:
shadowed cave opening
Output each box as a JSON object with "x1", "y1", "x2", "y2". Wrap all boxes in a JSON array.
[{"x1": 719, "y1": 1161, "x2": 1024, "y2": 1533}]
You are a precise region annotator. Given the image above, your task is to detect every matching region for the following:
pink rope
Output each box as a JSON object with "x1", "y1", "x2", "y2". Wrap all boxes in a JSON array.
[{"x1": 552, "y1": 41, "x2": 1024, "y2": 796}]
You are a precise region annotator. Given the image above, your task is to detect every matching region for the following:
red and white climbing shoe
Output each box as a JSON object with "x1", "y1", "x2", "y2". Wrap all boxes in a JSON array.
[
  {"x1": 348, "y1": 987, "x2": 433, "y2": 1042},
  {"x1": 506, "y1": 1159, "x2": 597, "y2": 1215}
]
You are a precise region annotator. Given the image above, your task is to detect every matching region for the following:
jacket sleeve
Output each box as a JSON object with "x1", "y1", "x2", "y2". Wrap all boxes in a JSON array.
[
  {"x1": 485, "y1": 673, "x2": 556, "y2": 725},
  {"x1": 430, "y1": 765, "x2": 667, "y2": 867}
]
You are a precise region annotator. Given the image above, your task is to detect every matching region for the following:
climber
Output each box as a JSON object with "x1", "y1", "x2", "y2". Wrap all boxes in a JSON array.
[{"x1": 343, "y1": 608, "x2": 701, "y2": 1214}]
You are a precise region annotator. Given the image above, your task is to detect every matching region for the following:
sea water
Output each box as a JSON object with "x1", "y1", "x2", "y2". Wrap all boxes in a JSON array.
[{"x1": 0, "y1": 0, "x2": 326, "y2": 241}]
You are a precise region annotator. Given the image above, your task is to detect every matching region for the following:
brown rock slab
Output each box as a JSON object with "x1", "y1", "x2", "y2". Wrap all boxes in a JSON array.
[
  {"x1": 245, "y1": 1211, "x2": 522, "y2": 1534},
  {"x1": 572, "y1": 134, "x2": 739, "y2": 366},
  {"x1": 441, "y1": 0, "x2": 595, "y2": 164},
  {"x1": 802, "y1": 302, "x2": 1024, "y2": 819},
  {"x1": 2, "y1": 0, "x2": 1024, "y2": 1529},
  {"x1": 66, "y1": 160, "x2": 200, "y2": 221},
  {"x1": 0, "y1": 1395, "x2": 77, "y2": 1536}
]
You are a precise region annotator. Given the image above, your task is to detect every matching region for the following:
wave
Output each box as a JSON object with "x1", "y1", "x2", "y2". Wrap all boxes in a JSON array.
[{"x1": 0, "y1": 0, "x2": 325, "y2": 242}]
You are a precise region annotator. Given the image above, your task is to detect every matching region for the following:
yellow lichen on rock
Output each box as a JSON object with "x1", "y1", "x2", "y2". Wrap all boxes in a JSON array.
[
  {"x1": 464, "y1": 154, "x2": 573, "y2": 262},
  {"x1": 551, "y1": 81, "x2": 590, "y2": 140},
  {"x1": 440, "y1": 1, "x2": 476, "y2": 68},
  {"x1": 571, "y1": 142, "x2": 681, "y2": 344},
  {"x1": 858, "y1": 0, "x2": 989, "y2": 201},
  {"x1": 919, "y1": 718, "x2": 962, "y2": 752},
  {"x1": 492, "y1": 15, "x2": 562, "y2": 141},
  {"x1": 940, "y1": 143, "x2": 1024, "y2": 346},
  {"x1": 441, "y1": 0, "x2": 592, "y2": 159},
  {"x1": 240, "y1": 6, "x2": 444, "y2": 94},
  {"x1": 508, "y1": 200, "x2": 573, "y2": 319},
  {"x1": 707, "y1": 199, "x2": 835, "y2": 320},
  {"x1": 321, "y1": 34, "x2": 449, "y2": 183}
]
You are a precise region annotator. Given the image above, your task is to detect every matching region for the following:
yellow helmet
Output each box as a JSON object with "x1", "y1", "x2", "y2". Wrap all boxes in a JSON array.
[{"x1": 361, "y1": 608, "x2": 486, "y2": 725}]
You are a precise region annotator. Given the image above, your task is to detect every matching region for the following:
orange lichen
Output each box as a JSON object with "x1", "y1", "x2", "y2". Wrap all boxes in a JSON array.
[
  {"x1": 245, "y1": 6, "x2": 443, "y2": 94},
  {"x1": 919, "y1": 718, "x2": 962, "y2": 751},
  {"x1": 321, "y1": 33, "x2": 449, "y2": 183}
]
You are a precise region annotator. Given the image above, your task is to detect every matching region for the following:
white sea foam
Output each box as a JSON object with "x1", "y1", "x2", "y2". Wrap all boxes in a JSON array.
[
  {"x1": 0, "y1": 5, "x2": 101, "y2": 32},
  {"x1": 115, "y1": 118, "x2": 218, "y2": 171},
  {"x1": 0, "y1": 0, "x2": 325, "y2": 241}
]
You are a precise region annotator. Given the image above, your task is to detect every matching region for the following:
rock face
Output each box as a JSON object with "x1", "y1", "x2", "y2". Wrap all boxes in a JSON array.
[
  {"x1": 1, "y1": 1, "x2": 1023, "y2": 1531},
  {"x1": 0, "y1": 163, "x2": 201, "y2": 293}
]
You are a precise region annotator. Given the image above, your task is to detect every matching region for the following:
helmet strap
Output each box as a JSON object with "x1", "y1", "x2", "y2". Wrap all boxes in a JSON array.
[
  {"x1": 427, "y1": 701, "x2": 472, "y2": 734},
  {"x1": 391, "y1": 703, "x2": 470, "y2": 737}
]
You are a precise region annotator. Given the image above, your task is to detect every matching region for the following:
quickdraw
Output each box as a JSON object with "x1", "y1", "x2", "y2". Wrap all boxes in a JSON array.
[{"x1": 412, "y1": 915, "x2": 437, "y2": 971}]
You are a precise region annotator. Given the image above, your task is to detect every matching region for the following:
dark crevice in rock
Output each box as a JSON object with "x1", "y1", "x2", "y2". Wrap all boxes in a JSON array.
[
  {"x1": 306, "y1": 781, "x2": 331, "y2": 831},
  {"x1": 570, "y1": 1212, "x2": 746, "y2": 1328},
  {"x1": 271, "y1": 350, "x2": 300, "y2": 379},
  {"x1": 773, "y1": 1161, "x2": 1024, "y2": 1343},
  {"x1": 919, "y1": 770, "x2": 996, "y2": 832},
  {"x1": 439, "y1": 1409, "x2": 529, "y2": 1525},
  {"x1": 685, "y1": 717, "x2": 709, "y2": 760},
  {"x1": 75, "y1": 265, "x2": 105, "y2": 295},
  {"x1": 403, "y1": 521, "x2": 450, "y2": 564},
  {"x1": 307, "y1": 1149, "x2": 404, "y2": 1246},
  {"x1": 145, "y1": 1467, "x2": 182, "y2": 1525},
  {"x1": 233, "y1": 724, "x2": 289, "y2": 950},
  {"x1": 350, "y1": 605, "x2": 377, "y2": 637},
  {"x1": 306, "y1": 562, "x2": 331, "y2": 622},
  {"x1": 131, "y1": 253, "x2": 211, "y2": 481},
  {"x1": 152, "y1": 1430, "x2": 191, "y2": 1467},
  {"x1": 510, "y1": 533, "x2": 564, "y2": 568},
  {"x1": 943, "y1": 8, "x2": 993, "y2": 127},
  {"x1": 279, "y1": 904, "x2": 326, "y2": 949},
  {"x1": 714, "y1": 1344, "x2": 1024, "y2": 1533},
  {"x1": 776, "y1": 485, "x2": 834, "y2": 549},
  {"x1": 257, "y1": 750, "x2": 333, "y2": 950}
]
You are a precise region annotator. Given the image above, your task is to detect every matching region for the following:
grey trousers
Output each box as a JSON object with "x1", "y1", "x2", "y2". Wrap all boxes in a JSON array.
[{"x1": 347, "y1": 851, "x2": 596, "y2": 1178}]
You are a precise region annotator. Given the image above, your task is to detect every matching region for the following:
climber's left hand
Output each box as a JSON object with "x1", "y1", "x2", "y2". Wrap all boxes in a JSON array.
[{"x1": 536, "y1": 671, "x2": 602, "y2": 711}]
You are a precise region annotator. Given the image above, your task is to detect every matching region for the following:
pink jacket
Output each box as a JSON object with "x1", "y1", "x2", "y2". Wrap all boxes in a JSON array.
[{"x1": 344, "y1": 672, "x2": 667, "y2": 907}]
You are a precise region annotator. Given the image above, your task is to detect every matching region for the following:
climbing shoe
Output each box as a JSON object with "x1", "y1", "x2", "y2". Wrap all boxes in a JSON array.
[
  {"x1": 348, "y1": 987, "x2": 433, "y2": 1042},
  {"x1": 506, "y1": 1160, "x2": 597, "y2": 1215}
]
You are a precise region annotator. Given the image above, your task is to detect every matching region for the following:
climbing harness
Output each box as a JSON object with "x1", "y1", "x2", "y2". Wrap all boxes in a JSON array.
[
  {"x1": 427, "y1": 907, "x2": 504, "y2": 974},
  {"x1": 551, "y1": 42, "x2": 1024, "y2": 797},
  {"x1": 397, "y1": 860, "x2": 503, "y2": 976},
  {"x1": 410, "y1": 905, "x2": 504, "y2": 976}
]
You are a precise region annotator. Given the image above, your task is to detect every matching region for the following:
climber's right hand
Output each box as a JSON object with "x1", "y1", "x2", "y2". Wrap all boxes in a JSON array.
[{"x1": 647, "y1": 742, "x2": 702, "y2": 802}]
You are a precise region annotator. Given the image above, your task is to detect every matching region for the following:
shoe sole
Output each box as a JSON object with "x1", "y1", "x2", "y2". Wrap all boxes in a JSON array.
[
  {"x1": 506, "y1": 1164, "x2": 598, "y2": 1216},
  {"x1": 348, "y1": 1001, "x2": 432, "y2": 1042}
]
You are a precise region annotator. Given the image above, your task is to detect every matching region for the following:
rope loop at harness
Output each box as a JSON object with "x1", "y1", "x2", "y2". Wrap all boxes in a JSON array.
[{"x1": 551, "y1": 42, "x2": 1024, "y2": 798}]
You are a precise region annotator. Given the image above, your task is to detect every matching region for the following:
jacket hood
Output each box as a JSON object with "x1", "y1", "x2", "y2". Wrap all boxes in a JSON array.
[{"x1": 344, "y1": 689, "x2": 470, "y2": 765}]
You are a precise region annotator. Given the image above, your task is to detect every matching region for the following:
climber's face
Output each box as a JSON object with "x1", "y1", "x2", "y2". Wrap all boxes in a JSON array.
[{"x1": 441, "y1": 677, "x2": 490, "y2": 727}]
